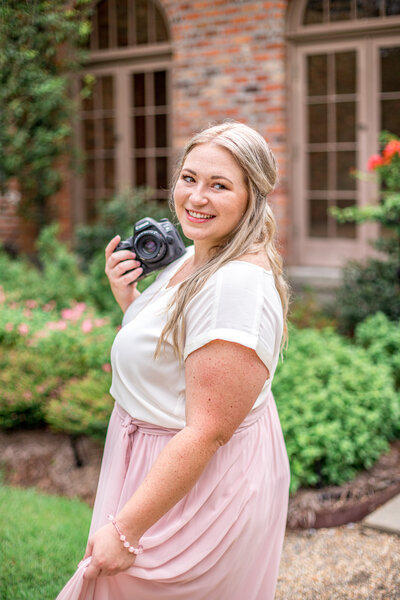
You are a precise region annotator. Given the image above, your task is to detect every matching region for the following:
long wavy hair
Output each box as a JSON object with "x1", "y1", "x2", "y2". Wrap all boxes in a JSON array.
[{"x1": 155, "y1": 121, "x2": 290, "y2": 360}]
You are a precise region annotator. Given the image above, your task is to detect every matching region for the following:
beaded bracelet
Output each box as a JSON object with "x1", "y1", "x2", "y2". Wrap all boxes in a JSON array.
[{"x1": 107, "y1": 514, "x2": 144, "y2": 555}]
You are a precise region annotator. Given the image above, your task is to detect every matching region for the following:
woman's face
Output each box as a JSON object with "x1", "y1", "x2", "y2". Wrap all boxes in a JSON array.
[{"x1": 174, "y1": 143, "x2": 249, "y2": 250}]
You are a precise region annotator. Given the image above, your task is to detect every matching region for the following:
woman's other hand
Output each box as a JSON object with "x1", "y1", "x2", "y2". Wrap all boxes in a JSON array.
[
  {"x1": 82, "y1": 523, "x2": 138, "y2": 580},
  {"x1": 105, "y1": 235, "x2": 143, "y2": 313}
]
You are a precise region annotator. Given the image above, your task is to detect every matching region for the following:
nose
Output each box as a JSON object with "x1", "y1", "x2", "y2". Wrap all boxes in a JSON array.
[{"x1": 189, "y1": 183, "x2": 208, "y2": 205}]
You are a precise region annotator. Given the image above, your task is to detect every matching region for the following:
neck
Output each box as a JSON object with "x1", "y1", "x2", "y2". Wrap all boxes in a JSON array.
[{"x1": 192, "y1": 240, "x2": 215, "y2": 268}]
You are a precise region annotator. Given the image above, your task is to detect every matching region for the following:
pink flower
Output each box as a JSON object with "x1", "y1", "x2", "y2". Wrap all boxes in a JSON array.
[
  {"x1": 383, "y1": 139, "x2": 400, "y2": 161},
  {"x1": 47, "y1": 321, "x2": 68, "y2": 331},
  {"x1": 367, "y1": 154, "x2": 384, "y2": 171},
  {"x1": 25, "y1": 299, "x2": 38, "y2": 309},
  {"x1": 43, "y1": 301, "x2": 56, "y2": 312},
  {"x1": 81, "y1": 319, "x2": 93, "y2": 333},
  {"x1": 5, "y1": 323, "x2": 13, "y2": 332},
  {"x1": 18, "y1": 323, "x2": 29, "y2": 336},
  {"x1": 94, "y1": 318, "x2": 107, "y2": 328},
  {"x1": 23, "y1": 390, "x2": 33, "y2": 401},
  {"x1": 101, "y1": 363, "x2": 112, "y2": 373}
]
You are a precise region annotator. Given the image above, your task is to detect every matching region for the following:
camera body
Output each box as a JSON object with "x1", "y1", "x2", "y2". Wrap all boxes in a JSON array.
[{"x1": 114, "y1": 217, "x2": 186, "y2": 279}]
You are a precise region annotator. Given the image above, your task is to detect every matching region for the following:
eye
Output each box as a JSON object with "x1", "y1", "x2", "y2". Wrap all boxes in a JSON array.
[
  {"x1": 213, "y1": 182, "x2": 226, "y2": 190},
  {"x1": 181, "y1": 174, "x2": 194, "y2": 183}
]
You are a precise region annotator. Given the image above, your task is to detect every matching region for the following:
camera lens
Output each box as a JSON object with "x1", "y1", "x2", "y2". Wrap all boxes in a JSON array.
[
  {"x1": 143, "y1": 239, "x2": 157, "y2": 254},
  {"x1": 135, "y1": 230, "x2": 166, "y2": 263}
]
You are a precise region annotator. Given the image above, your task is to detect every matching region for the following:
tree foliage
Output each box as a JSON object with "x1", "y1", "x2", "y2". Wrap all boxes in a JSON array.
[{"x1": 0, "y1": 0, "x2": 92, "y2": 226}]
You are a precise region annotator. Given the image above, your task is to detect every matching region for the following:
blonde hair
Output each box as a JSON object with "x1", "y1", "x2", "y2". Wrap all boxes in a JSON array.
[{"x1": 155, "y1": 121, "x2": 290, "y2": 360}]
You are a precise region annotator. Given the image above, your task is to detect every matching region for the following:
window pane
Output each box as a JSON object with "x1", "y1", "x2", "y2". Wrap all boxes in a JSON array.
[
  {"x1": 356, "y1": 0, "x2": 381, "y2": 18},
  {"x1": 134, "y1": 116, "x2": 146, "y2": 148},
  {"x1": 309, "y1": 199, "x2": 328, "y2": 237},
  {"x1": 309, "y1": 152, "x2": 328, "y2": 190},
  {"x1": 97, "y1": 0, "x2": 109, "y2": 50},
  {"x1": 381, "y1": 99, "x2": 400, "y2": 136},
  {"x1": 330, "y1": 0, "x2": 352, "y2": 21},
  {"x1": 304, "y1": 0, "x2": 324, "y2": 24},
  {"x1": 386, "y1": 0, "x2": 400, "y2": 15},
  {"x1": 336, "y1": 151, "x2": 357, "y2": 189},
  {"x1": 104, "y1": 158, "x2": 114, "y2": 189},
  {"x1": 155, "y1": 114, "x2": 167, "y2": 148},
  {"x1": 336, "y1": 102, "x2": 356, "y2": 142},
  {"x1": 335, "y1": 51, "x2": 356, "y2": 94},
  {"x1": 103, "y1": 118, "x2": 114, "y2": 150},
  {"x1": 102, "y1": 76, "x2": 113, "y2": 111},
  {"x1": 117, "y1": 0, "x2": 128, "y2": 47},
  {"x1": 335, "y1": 199, "x2": 357, "y2": 238},
  {"x1": 308, "y1": 104, "x2": 328, "y2": 143},
  {"x1": 156, "y1": 156, "x2": 168, "y2": 189},
  {"x1": 381, "y1": 46, "x2": 400, "y2": 93},
  {"x1": 136, "y1": 0, "x2": 149, "y2": 45},
  {"x1": 83, "y1": 119, "x2": 95, "y2": 151},
  {"x1": 85, "y1": 158, "x2": 96, "y2": 189},
  {"x1": 308, "y1": 55, "x2": 328, "y2": 96},
  {"x1": 133, "y1": 73, "x2": 146, "y2": 108},
  {"x1": 154, "y1": 71, "x2": 167, "y2": 106},
  {"x1": 155, "y1": 8, "x2": 169, "y2": 42},
  {"x1": 135, "y1": 157, "x2": 147, "y2": 186}
]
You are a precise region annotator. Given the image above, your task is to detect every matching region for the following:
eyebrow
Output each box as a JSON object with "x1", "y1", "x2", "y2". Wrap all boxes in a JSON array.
[{"x1": 183, "y1": 168, "x2": 234, "y2": 185}]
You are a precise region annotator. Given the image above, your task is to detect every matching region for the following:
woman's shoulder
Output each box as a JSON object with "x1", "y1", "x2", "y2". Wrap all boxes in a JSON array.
[{"x1": 230, "y1": 251, "x2": 272, "y2": 272}]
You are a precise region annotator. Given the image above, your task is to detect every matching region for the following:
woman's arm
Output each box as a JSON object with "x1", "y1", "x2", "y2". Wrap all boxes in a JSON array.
[
  {"x1": 104, "y1": 235, "x2": 143, "y2": 313},
  {"x1": 83, "y1": 340, "x2": 269, "y2": 579}
]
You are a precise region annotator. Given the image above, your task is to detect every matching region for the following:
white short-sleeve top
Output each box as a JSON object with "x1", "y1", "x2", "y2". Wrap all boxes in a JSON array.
[{"x1": 110, "y1": 245, "x2": 283, "y2": 429}]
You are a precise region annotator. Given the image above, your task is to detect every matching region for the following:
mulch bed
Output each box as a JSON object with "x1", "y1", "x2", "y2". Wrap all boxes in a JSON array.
[{"x1": 1, "y1": 429, "x2": 399, "y2": 528}]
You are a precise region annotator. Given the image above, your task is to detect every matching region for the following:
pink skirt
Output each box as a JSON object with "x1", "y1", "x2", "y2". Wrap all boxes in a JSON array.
[{"x1": 57, "y1": 394, "x2": 290, "y2": 600}]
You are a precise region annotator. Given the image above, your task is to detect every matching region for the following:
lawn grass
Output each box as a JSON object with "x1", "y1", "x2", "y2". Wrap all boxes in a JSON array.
[{"x1": 0, "y1": 484, "x2": 91, "y2": 600}]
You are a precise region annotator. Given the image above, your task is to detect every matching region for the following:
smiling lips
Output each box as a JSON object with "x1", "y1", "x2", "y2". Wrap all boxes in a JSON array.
[{"x1": 186, "y1": 209, "x2": 216, "y2": 222}]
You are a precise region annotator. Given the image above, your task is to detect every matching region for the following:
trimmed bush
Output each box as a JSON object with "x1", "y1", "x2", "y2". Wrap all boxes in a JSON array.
[
  {"x1": 273, "y1": 326, "x2": 400, "y2": 494},
  {"x1": 355, "y1": 312, "x2": 400, "y2": 392},
  {"x1": 46, "y1": 370, "x2": 113, "y2": 441},
  {"x1": 0, "y1": 347, "x2": 61, "y2": 428}
]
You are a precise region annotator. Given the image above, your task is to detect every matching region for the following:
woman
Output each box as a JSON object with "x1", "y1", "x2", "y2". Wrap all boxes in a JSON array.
[{"x1": 57, "y1": 121, "x2": 290, "y2": 600}]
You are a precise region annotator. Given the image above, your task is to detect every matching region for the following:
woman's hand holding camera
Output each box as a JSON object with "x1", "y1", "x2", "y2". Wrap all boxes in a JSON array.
[{"x1": 105, "y1": 235, "x2": 143, "y2": 313}]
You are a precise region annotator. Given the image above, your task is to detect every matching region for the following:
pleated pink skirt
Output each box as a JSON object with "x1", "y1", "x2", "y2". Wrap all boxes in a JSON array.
[{"x1": 57, "y1": 394, "x2": 290, "y2": 600}]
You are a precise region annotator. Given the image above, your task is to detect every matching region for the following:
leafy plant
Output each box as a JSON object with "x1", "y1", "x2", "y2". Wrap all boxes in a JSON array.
[
  {"x1": 46, "y1": 370, "x2": 113, "y2": 441},
  {"x1": 0, "y1": 1, "x2": 92, "y2": 227},
  {"x1": 331, "y1": 132, "x2": 400, "y2": 333},
  {"x1": 273, "y1": 326, "x2": 399, "y2": 494},
  {"x1": 355, "y1": 312, "x2": 400, "y2": 392},
  {"x1": 334, "y1": 258, "x2": 400, "y2": 334}
]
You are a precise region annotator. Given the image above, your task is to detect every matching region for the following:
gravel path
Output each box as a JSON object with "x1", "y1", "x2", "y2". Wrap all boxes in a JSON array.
[{"x1": 275, "y1": 523, "x2": 400, "y2": 599}]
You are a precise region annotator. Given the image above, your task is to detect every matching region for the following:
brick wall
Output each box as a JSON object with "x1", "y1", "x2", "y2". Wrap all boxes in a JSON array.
[
  {"x1": 164, "y1": 0, "x2": 290, "y2": 256},
  {"x1": 0, "y1": 1, "x2": 291, "y2": 258}
]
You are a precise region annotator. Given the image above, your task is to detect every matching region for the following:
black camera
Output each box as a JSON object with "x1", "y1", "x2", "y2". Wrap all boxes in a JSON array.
[{"x1": 114, "y1": 217, "x2": 186, "y2": 279}]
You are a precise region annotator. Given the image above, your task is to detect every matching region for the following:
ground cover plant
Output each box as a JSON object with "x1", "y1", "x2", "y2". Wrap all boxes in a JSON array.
[{"x1": 0, "y1": 484, "x2": 91, "y2": 600}]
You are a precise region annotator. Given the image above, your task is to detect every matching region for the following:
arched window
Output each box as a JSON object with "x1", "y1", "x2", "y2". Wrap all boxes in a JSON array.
[
  {"x1": 76, "y1": 0, "x2": 172, "y2": 222},
  {"x1": 287, "y1": 0, "x2": 400, "y2": 267}
]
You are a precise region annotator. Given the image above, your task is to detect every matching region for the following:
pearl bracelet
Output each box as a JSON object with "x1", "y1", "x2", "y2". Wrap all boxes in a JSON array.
[{"x1": 107, "y1": 514, "x2": 144, "y2": 555}]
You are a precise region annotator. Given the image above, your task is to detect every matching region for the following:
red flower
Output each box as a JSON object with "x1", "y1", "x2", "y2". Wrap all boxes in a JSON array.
[
  {"x1": 367, "y1": 154, "x2": 384, "y2": 171},
  {"x1": 383, "y1": 139, "x2": 400, "y2": 161}
]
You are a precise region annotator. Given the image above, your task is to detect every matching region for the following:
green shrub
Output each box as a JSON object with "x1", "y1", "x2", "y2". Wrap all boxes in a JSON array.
[
  {"x1": 273, "y1": 326, "x2": 399, "y2": 493},
  {"x1": 0, "y1": 348, "x2": 61, "y2": 429},
  {"x1": 355, "y1": 312, "x2": 400, "y2": 392},
  {"x1": 334, "y1": 258, "x2": 400, "y2": 334},
  {"x1": 0, "y1": 225, "x2": 88, "y2": 309},
  {"x1": 46, "y1": 370, "x2": 113, "y2": 440}
]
